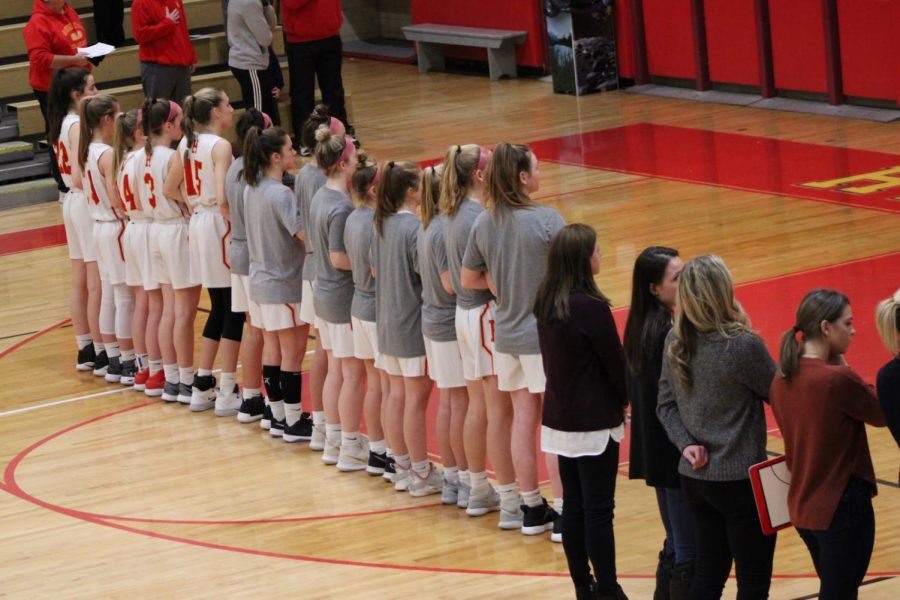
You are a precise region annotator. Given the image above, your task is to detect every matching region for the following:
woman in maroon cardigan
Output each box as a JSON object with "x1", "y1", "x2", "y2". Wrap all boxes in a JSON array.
[
  {"x1": 771, "y1": 289, "x2": 886, "y2": 600},
  {"x1": 535, "y1": 223, "x2": 628, "y2": 600}
]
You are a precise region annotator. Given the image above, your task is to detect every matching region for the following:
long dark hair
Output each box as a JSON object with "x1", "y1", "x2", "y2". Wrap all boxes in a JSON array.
[
  {"x1": 485, "y1": 143, "x2": 534, "y2": 213},
  {"x1": 622, "y1": 246, "x2": 680, "y2": 374},
  {"x1": 48, "y1": 67, "x2": 91, "y2": 146},
  {"x1": 778, "y1": 289, "x2": 850, "y2": 379},
  {"x1": 234, "y1": 107, "x2": 268, "y2": 158},
  {"x1": 374, "y1": 161, "x2": 420, "y2": 236},
  {"x1": 243, "y1": 126, "x2": 288, "y2": 186},
  {"x1": 534, "y1": 223, "x2": 608, "y2": 323}
]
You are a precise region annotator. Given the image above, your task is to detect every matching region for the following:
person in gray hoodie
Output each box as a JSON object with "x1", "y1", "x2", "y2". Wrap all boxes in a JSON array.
[{"x1": 226, "y1": 0, "x2": 280, "y2": 123}]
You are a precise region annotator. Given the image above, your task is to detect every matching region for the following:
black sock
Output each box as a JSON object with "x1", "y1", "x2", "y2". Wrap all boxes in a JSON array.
[
  {"x1": 280, "y1": 370, "x2": 301, "y2": 407},
  {"x1": 262, "y1": 365, "x2": 282, "y2": 402}
]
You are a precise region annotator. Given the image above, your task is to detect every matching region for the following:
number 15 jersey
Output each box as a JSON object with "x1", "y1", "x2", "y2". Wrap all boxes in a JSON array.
[{"x1": 178, "y1": 133, "x2": 223, "y2": 209}]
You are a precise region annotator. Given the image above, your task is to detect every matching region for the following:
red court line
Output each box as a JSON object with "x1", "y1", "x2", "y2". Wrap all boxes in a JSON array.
[
  {"x1": 0, "y1": 225, "x2": 67, "y2": 257},
  {"x1": 0, "y1": 319, "x2": 70, "y2": 360},
  {"x1": 531, "y1": 123, "x2": 900, "y2": 214}
]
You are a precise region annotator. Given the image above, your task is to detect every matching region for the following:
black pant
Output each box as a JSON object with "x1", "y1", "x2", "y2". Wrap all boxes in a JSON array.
[
  {"x1": 680, "y1": 476, "x2": 776, "y2": 600},
  {"x1": 231, "y1": 67, "x2": 281, "y2": 126},
  {"x1": 33, "y1": 89, "x2": 67, "y2": 193},
  {"x1": 92, "y1": 0, "x2": 125, "y2": 46},
  {"x1": 796, "y1": 477, "x2": 875, "y2": 600},
  {"x1": 558, "y1": 442, "x2": 620, "y2": 593},
  {"x1": 285, "y1": 34, "x2": 350, "y2": 141}
]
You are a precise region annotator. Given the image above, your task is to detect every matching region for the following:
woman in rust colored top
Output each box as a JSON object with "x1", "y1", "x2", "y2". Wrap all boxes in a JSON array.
[{"x1": 771, "y1": 289, "x2": 886, "y2": 600}]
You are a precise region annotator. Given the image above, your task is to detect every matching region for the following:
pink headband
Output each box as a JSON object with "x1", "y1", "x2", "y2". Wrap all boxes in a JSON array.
[
  {"x1": 329, "y1": 117, "x2": 343, "y2": 135},
  {"x1": 134, "y1": 110, "x2": 143, "y2": 126},
  {"x1": 477, "y1": 146, "x2": 490, "y2": 171},
  {"x1": 167, "y1": 100, "x2": 181, "y2": 123},
  {"x1": 371, "y1": 164, "x2": 381, "y2": 188},
  {"x1": 339, "y1": 135, "x2": 354, "y2": 163}
]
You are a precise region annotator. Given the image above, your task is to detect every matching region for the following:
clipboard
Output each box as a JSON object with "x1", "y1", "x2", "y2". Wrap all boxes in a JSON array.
[{"x1": 748, "y1": 455, "x2": 792, "y2": 535}]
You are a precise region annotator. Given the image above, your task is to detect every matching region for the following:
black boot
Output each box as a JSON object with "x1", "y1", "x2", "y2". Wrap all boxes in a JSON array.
[
  {"x1": 574, "y1": 581, "x2": 595, "y2": 600},
  {"x1": 669, "y1": 560, "x2": 694, "y2": 600},
  {"x1": 594, "y1": 583, "x2": 628, "y2": 600},
  {"x1": 653, "y1": 551, "x2": 674, "y2": 600}
]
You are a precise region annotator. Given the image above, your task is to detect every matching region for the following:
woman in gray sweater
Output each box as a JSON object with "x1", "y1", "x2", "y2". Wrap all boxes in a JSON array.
[{"x1": 657, "y1": 255, "x2": 776, "y2": 600}]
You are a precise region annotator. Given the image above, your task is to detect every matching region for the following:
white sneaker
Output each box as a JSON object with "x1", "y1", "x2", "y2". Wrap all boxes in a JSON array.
[
  {"x1": 321, "y1": 437, "x2": 340, "y2": 465},
  {"x1": 214, "y1": 386, "x2": 241, "y2": 417},
  {"x1": 498, "y1": 505, "x2": 524, "y2": 530},
  {"x1": 466, "y1": 486, "x2": 501, "y2": 517},
  {"x1": 456, "y1": 479, "x2": 471, "y2": 509},
  {"x1": 408, "y1": 464, "x2": 443, "y2": 498},
  {"x1": 441, "y1": 476, "x2": 459, "y2": 505},
  {"x1": 309, "y1": 425, "x2": 326, "y2": 451},
  {"x1": 392, "y1": 466, "x2": 410, "y2": 492},
  {"x1": 336, "y1": 437, "x2": 369, "y2": 472}
]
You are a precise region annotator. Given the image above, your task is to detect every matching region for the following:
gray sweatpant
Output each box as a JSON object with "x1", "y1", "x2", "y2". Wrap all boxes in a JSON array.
[{"x1": 140, "y1": 62, "x2": 192, "y2": 105}]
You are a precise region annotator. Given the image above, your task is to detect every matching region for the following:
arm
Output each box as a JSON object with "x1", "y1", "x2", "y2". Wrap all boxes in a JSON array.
[
  {"x1": 837, "y1": 370, "x2": 886, "y2": 427},
  {"x1": 68, "y1": 124, "x2": 83, "y2": 190},
  {"x1": 330, "y1": 251, "x2": 352, "y2": 271},
  {"x1": 327, "y1": 208, "x2": 352, "y2": 271},
  {"x1": 461, "y1": 267, "x2": 490, "y2": 290},
  {"x1": 212, "y1": 140, "x2": 233, "y2": 220},
  {"x1": 132, "y1": 1, "x2": 178, "y2": 45},
  {"x1": 164, "y1": 152, "x2": 189, "y2": 207},
  {"x1": 99, "y1": 149, "x2": 124, "y2": 212},
  {"x1": 440, "y1": 272, "x2": 455, "y2": 295},
  {"x1": 585, "y1": 301, "x2": 628, "y2": 407},
  {"x1": 732, "y1": 333, "x2": 777, "y2": 403},
  {"x1": 656, "y1": 346, "x2": 703, "y2": 458},
  {"x1": 242, "y1": 1, "x2": 275, "y2": 46},
  {"x1": 25, "y1": 27, "x2": 91, "y2": 73}
]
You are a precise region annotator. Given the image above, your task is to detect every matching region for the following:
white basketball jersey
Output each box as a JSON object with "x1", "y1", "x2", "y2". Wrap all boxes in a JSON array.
[
  {"x1": 55, "y1": 113, "x2": 80, "y2": 190},
  {"x1": 118, "y1": 150, "x2": 149, "y2": 221},
  {"x1": 178, "y1": 133, "x2": 223, "y2": 208},
  {"x1": 140, "y1": 145, "x2": 189, "y2": 221},
  {"x1": 85, "y1": 142, "x2": 122, "y2": 221}
]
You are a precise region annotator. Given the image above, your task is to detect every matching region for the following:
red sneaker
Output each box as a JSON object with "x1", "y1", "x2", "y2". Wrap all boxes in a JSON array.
[
  {"x1": 144, "y1": 369, "x2": 165, "y2": 397},
  {"x1": 133, "y1": 368, "x2": 149, "y2": 392}
]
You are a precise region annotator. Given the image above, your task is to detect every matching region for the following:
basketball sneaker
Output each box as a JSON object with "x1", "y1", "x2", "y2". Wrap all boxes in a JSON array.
[
  {"x1": 321, "y1": 437, "x2": 340, "y2": 465},
  {"x1": 551, "y1": 515, "x2": 563, "y2": 543},
  {"x1": 366, "y1": 451, "x2": 387, "y2": 476},
  {"x1": 133, "y1": 368, "x2": 149, "y2": 392},
  {"x1": 521, "y1": 499, "x2": 559, "y2": 536},
  {"x1": 392, "y1": 466, "x2": 410, "y2": 492},
  {"x1": 408, "y1": 464, "x2": 442, "y2": 498},
  {"x1": 466, "y1": 486, "x2": 501, "y2": 517},
  {"x1": 237, "y1": 394, "x2": 265, "y2": 423},
  {"x1": 105, "y1": 356, "x2": 122, "y2": 383},
  {"x1": 441, "y1": 475, "x2": 459, "y2": 505},
  {"x1": 337, "y1": 436, "x2": 369, "y2": 472},
  {"x1": 120, "y1": 359, "x2": 137, "y2": 386},
  {"x1": 269, "y1": 418, "x2": 286, "y2": 437},
  {"x1": 260, "y1": 404, "x2": 273, "y2": 430},
  {"x1": 499, "y1": 505, "x2": 524, "y2": 530},
  {"x1": 309, "y1": 424, "x2": 326, "y2": 451},
  {"x1": 145, "y1": 370, "x2": 165, "y2": 397},
  {"x1": 190, "y1": 374, "x2": 216, "y2": 411},
  {"x1": 456, "y1": 479, "x2": 471, "y2": 510},
  {"x1": 92, "y1": 350, "x2": 109, "y2": 377},
  {"x1": 161, "y1": 380, "x2": 179, "y2": 402},
  {"x1": 383, "y1": 455, "x2": 396, "y2": 482},
  {"x1": 214, "y1": 385, "x2": 241, "y2": 417},
  {"x1": 177, "y1": 382, "x2": 192, "y2": 405},
  {"x1": 283, "y1": 412, "x2": 314, "y2": 443},
  {"x1": 76, "y1": 344, "x2": 95, "y2": 371}
]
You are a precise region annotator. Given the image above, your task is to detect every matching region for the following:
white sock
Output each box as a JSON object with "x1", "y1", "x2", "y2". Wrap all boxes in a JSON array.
[
  {"x1": 412, "y1": 460, "x2": 431, "y2": 477},
  {"x1": 220, "y1": 372, "x2": 236, "y2": 395},
  {"x1": 521, "y1": 488, "x2": 543, "y2": 508},
  {"x1": 121, "y1": 349, "x2": 135, "y2": 362},
  {"x1": 369, "y1": 439, "x2": 386, "y2": 455},
  {"x1": 163, "y1": 363, "x2": 179, "y2": 384},
  {"x1": 284, "y1": 403, "x2": 301, "y2": 426},
  {"x1": 179, "y1": 367, "x2": 193, "y2": 386},
  {"x1": 137, "y1": 353, "x2": 148, "y2": 370},
  {"x1": 325, "y1": 423, "x2": 341, "y2": 441},
  {"x1": 243, "y1": 387, "x2": 261, "y2": 400},
  {"x1": 554, "y1": 497, "x2": 564, "y2": 514},
  {"x1": 150, "y1": 360, "x2": 164, "y2": 376},
  {"x1": 93, "y1": 342, "x2": 104, "y2": 355},
  {"x1": 470, "y1": 470, "x2": 490, "y2": 494},
  {"x1": 341, "y1": 431, "x2": 359, "y2": 445},
  {"x1": 394, "y1": 453, "x2": 411, "y2": 470},
  {"x1": 497, "y1": 482, "x2": 519, "y2": 511},
  {"x1": 312, "y1": 411, "x2": 326, "y2": 427},
  {"x1": 458, "y1": 469, "x2": 470, "y2": 488},
  {"x1": 270, "y1": 399, "x2": 285, "y2": 421},
  {"x1": 385, "y1": 447, "x2": 394, "y2": 459},
  {"x1": 444, "y1": 466, "x2": 459, "y2": 484},
  {"x1": 198, "y1": 368, "x2": 213, "y2": 377},
  {"x1": 105, "y1": 342, "x2": 121, "y2": 359},
  {"x1": 76, "y1": 334, "x2": 92, "y2": 349}
]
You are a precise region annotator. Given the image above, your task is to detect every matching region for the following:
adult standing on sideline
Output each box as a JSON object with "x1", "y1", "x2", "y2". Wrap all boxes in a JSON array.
[
  {"x1": 23, "y1": 0, "x2": 91, "y2": 194},
  {"x1": 227, "y1": 0, "x2": 281, "y2": 124},
  {"x1": 132, "y1": 0, "x2": 197, "y2": 103},
  {"x1": 281, "y1": 0, "x2": 355, "y2": 150},
  {"x1": 656, "y1": 255, "x2": 777, "y2": 600},
  {"x1": 771, "y1": 289, "x2": 886, "y2": 600},
  {"x1": 875, "y1": 290, "x2": 900, "y2": 455},
  {"x1": 92, "y1": 0, "x2": 125, "y2": 47}
]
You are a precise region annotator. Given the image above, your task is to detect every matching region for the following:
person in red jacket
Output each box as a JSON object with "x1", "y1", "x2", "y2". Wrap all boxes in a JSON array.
[
  {"x1": 281, "y1": 0, "x2": 355, "y2": 152},
  {"x1": 131, "y1": 0, "x2": 197, "y2": 104},
  {"x1": 23, "y1": 0, "x2": 92, "y2": 193}
]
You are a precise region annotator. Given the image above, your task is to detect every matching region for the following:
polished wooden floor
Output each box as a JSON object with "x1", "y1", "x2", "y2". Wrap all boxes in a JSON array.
[{"x1": 0, "y1": 59, "x2": 898, "y2": 598}]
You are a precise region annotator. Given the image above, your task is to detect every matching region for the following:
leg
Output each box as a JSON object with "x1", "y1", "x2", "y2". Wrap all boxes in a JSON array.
[
  {"x1": 415, "y1": 41, "x2": 446, "y2": 74},
  {"x1": 157, "y1": 285, "x2": 176, "y2": 365},
  {"x1": 387, "y1": 374, "x2": 408, "y2": 457},
  {"x1": 323, "y1": 349, "x2": 343, "y2": 426},
  {"x1": 112, "y1": 283, "x2": 134, "y2": 352},
  {"x1": 720, "y1": 480, "x2": 776, "y2": 600},
  {"x1": 172, "y1": 66, "x2": 193, "y2": 106},
  {"x1": 402, "y1": 375, "x2": 434, "y2": 464},
  {"x1": 285, "y1": 40, "x2": 317, "y2": 141},
  {"x1": 362, "y1": 359, "x2": 384, "y2": 442},
  {"x1": 86, "y1": 261, "x2": 102, "y2": 344},
  {"x1": 509, "y1": 388, "x2": 541, "y2": 492},
  {"x1": 436, "y1": 388, "x2": 454, "y2": 468},
  {"x1": 559, "y1": 454, "x2": 592, "y2": 588},
  {"x1": 310, "y1": 336, "x2": 327, "y2": 413},
  {"x1": 484, "y1": 376, "x2": 515, "y2": 485},
  {"x1": 198, "y1": 288, "x2": 224, "y2": 372},
  {"x1": 448, "y1": 387, "x2": 468, "y2": 471},
  {"x1": 314, "y1": 35, "x2": 350, "y2": 127},
  {"x1": 240, "y1": 319, "x2": 264, "y2": 389},
  {"x1": 338, "y1": 356, "x2": 366, "y2": 433},
  {"x1": 173, "y1": 286, "x2": 200, "y2": 370},
  {"x1": 666, "y1": 487, "x2": 698, "y2": 565},
  {"x1": 463, "y1": 378, "x2": 487, "y2": 473},
  {"x1": 578, "y1": 443, "x2": 621, "y2": 595},
  {"x1": 146, "y1": 289, "x2": 163, "y2": 362},
  {"x1": 131, "y1": 287, "x2": 148, "y2": 358},
  {"x1": 70, "y1": 259, "x2": 90, "y2": 336},
  {"x1": 680, "y1": 476, "x2": 734, "y2": 600}
]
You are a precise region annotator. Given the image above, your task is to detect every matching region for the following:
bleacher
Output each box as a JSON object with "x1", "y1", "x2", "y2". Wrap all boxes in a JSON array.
[{"x1": 0, "y1": 0, "x2": 302, "y2": 208}]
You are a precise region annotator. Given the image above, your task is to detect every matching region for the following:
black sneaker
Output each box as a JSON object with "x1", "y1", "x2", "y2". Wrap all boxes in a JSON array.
[
  {"x1": 366, "y1": 451, "x2": 387, "y2": 476},
  {"x1": 105, "y1": 355, "x2": 122, "y2": 383},
  {"x1": 269, "y1": 418, "x2": 286, "y2": 437},
  {"x1": 93, "y1": 350, "x2": 109, "y2": 377},
  {"x1": 191, "y1": 374, "x2": 216, "y2": 393},
  {"x1": 521, "y1": 498, "x2": 559, "y2": 535},
  {"x1": 260, "y1": 404, "x2": 273, "y2": 430},
  {"x1": 237, "y1": 394, "x2": 265, "y2": 423},
  {"x1": 76, "y1": 344, "x2": 96, "y2": 371},
  {"x1": 162, "y1": 380, "x2": 180, "y2": 402},
  {"x1": 383, "y1": 455, "x2": 396, "y2": 482},
  {"x1": 120, "y1": 359, "x2": 137, "y2": 385},
  {"x1": 283, "y1": 412, "x2": 313, "y2": 442},
  {"x1": 551, "y1": 513, "x2": 562, "y2": 543}
]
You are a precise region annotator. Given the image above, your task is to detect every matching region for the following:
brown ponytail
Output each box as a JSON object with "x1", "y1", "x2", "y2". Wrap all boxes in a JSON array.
[
  {"x1": 374, "y1": 161, "x2": 420, "y2": 236},
  {"x1": 778, "y1": 289, "x2": 850, "y2": 379},
  {"x1": 439, "y1": 143, "x2": 486, "y2": 217},
  {"x1": 421, "y1": 164, "x2": 443, "y2": 229},
  {"x1": 182, "y1": 87, "x2": 224, "y2": 160},
  {"x1": 78, "y1": 94, "x2": 117, "y2": 171},
  {"x1": 485, "y1": 143, "x2": 535, "y2": 213},
  {"x1": 243, "y1": 126, "x2": 288, "y2": 187},
  {"x1": 113, "y1": 109, "x2": 140, "y2": 171}
]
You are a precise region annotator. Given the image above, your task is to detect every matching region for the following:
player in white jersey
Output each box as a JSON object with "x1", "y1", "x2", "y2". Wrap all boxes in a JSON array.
[
  {"x1": 46, "y1": 68, "x2": 102, "y2": 372},
  {"x1": 79, "y1": 95, "x2": 137, "y2": 385},
  {"x1": 140, "y1": 98, "x2": 195, "y2": 403},
  {"x1": 114, "y1": 109, "x2": 162, "y2": 393},
  {"x1": 169, "y1": 88, "x2": 245, "y2": 414}
]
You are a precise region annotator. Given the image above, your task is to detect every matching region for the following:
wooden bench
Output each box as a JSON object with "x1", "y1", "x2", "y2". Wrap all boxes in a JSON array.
[{"x1": 402, "y1": 24, "x2": 527, "y2": 81}]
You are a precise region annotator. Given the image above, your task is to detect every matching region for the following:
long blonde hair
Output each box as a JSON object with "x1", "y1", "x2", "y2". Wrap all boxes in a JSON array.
[
  {"x1": 667, "y1": 255, "x2": 751, "y2": 390},
  {"x1": 421, "y1": 163, "x2": 443, "y2": 229},
  {"x1": 484, "y1": 143, "x2": 534, "y2": 213},
  {"x1": 876, "y1": 288, "x2": 900, "y2": 355},
  {"x1": 439, "y1": 144, "x2": 486, "y2": 217}
]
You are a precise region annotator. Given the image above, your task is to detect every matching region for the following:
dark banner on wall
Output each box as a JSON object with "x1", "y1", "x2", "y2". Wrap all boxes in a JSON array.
[{"x1": 546, "y1": 0, "x2": 618, "y2": 95}]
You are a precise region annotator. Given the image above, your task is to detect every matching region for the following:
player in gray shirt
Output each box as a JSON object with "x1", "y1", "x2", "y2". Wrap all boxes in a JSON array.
[{"x1": 309, "y1": 185, "x2": 354, "y2": 325}]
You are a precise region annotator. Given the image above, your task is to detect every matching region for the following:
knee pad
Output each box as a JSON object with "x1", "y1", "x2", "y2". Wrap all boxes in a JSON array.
[
  {"x1": 113, "y1": 283, "x2": 135, "y2": 339},
  {"x1": 99, "y1": 278, "x2": 116, "y2": 336},
  {"x1": 221, "y1": 309, "x2": 246, "y2": 342}
]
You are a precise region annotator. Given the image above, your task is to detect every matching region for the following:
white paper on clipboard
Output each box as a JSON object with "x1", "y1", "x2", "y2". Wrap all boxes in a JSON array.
[{"x1": 748, "y1": 455, "x2": 792, "y2": 534}]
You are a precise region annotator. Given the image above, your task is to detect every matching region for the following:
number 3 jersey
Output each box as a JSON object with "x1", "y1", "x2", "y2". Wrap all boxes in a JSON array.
[
  {"x1": 178, "y1": 133, "x2": 223, "y2": 209},
  {"x1": 138, "y1": 145, "x2": 190, "y2": 221}
]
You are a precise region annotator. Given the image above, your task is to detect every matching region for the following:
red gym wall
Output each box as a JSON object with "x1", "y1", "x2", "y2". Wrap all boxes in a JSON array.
[{"x1": 614, "y1": 0, "x2": 900, "y2": 106}]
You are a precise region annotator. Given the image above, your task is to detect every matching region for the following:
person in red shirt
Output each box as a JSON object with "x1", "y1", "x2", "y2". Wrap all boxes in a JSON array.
[
  {"x1": 771, "y1": 289, "x2": 886, "y2": 600},
  {"x1": 23, "y1": 0, "x2": 92, "y2": 193},
  {"x1": 131, "y1": 0, "x2": 197, "y2": 104},
  {"x1": 281, "y1": 0, "x2": 355, "y2": 151}
]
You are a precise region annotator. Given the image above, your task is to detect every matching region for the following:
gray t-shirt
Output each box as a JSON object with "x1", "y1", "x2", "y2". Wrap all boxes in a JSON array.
[
  {"x1": 462, "y1": 205, "x2": 566, "y2": 354},
  {"x1": 225, "y1": 156, "x2": 249, "y2": 276},
  {"x1": 294, "y1": 163, "x2": 326, "y2": 281},
  {"x1": 343, "y1": 204, "x2": 376, "y2": 322},
  {"x1": 418, "y1": 215, "x2": 456, "y2": 342},
  {"x1": 244, "y1": 176, "x2": 304, "y2": 304},
  {"x1": 373, "y1": 211, "x2": 425, "y2": 358},
  {"x1": 445, "y1": 198, "x2": 494, "y2": 310},
  {"x1": 310, "y1": 186, "x2": 354, "y2": 324}
]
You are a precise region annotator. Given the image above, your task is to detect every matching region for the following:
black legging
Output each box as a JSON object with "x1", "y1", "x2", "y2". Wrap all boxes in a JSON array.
[{"x1": 203, "y1": 287, "x2": 245, "y2": 342}]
